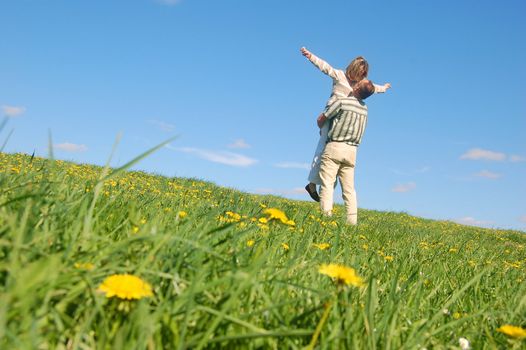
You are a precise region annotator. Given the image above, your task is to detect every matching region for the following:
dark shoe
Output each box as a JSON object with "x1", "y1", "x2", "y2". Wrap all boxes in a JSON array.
[{"x1": 305, "y1": 183, "x2": 320, "y2": 202}]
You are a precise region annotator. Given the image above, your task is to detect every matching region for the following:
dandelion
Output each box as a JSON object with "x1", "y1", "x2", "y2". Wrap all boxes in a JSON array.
[
  {"x1": 74, "y1": 262, "x2": 95, "y2": 271},
  {"x1": 497, "y1": 325, "x2": 526, "y2": 339},
  {"x1": 247, "y1": 239, "x2": 255, "y2": 247},
  {"x1": 98, "y1": 274, "x2": 153, "y2": 300},
  {"x1": 263, "y1": 208, "x2": 289, "y2": 224},
  {"x1": 453, "y1": 312, "x2": 462, "y2": 319},
  {"x1": 132, "y1": 226, "x2": 139, "y2": 234},
  {"x1": 281, "y1": 243, "x2": 290, "y2": 251},
  {"x1": 319, "y1": 264, "x2": 364, "y2": 287},
  {"x1": 258, "y1": 217, "x2": 268, "y2": 224},
  {"x1": 384, "y1": 255, "x2": 394, "y2": 262},
  {"x1": 285, "y1": 219, "x2": 295, "y2": 226},
  {"x1": 504, "y1": 261, "x2": 521, "y2": 269},
  {"x1": 313, "y1": 243, "x2": 330, "y2": 250},
  {"x1": 225, "y1": 211, "x2": 241, "y2": 221}
]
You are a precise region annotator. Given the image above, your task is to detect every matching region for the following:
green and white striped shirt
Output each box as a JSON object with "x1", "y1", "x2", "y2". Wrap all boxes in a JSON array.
[{"x1": 325, "y1": 97, "x2": 368, "y2": 146}]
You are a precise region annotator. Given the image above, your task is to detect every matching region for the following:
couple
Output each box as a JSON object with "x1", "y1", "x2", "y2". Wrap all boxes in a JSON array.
[{"x1": 300, "y1": 47, "x2": 391, "y2": 225}]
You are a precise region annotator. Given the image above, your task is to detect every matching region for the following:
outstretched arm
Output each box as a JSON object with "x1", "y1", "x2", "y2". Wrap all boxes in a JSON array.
[
  {"x1": 300, "y1": 47, "x2": 339, "y2": 80},
  {"x1": 374, "y1": 83, "x2": 392, "y2": 94}
]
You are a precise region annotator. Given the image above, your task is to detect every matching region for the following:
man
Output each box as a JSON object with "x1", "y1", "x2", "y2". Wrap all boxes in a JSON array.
[{"x1": 318, "y1": 79, "x2": 375, "y2": 225}]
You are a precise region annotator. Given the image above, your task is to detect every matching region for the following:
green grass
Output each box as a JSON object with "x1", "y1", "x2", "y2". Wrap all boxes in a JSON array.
[{"x1": 0, "y1": 151, "x2": 525, "y2": 349}]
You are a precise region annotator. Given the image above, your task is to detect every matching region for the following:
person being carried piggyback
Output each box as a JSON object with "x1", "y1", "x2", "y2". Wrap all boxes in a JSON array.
[{"x1": 300, "y1": 47, "x2": 391, "y2": 201}]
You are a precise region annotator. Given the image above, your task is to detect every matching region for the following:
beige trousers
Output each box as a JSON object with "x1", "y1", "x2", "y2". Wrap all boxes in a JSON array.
[{"x1": 319, "y1": 142, "x2": 358, "y2": 225}]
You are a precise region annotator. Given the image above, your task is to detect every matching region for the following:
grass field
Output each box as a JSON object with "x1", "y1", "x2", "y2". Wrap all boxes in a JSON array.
[{"x1": 1, "y1": 150, "x2": 525, "y2": 349}]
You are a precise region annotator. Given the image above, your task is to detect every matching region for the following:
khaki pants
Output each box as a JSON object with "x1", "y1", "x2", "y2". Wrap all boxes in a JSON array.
[{"x1": 319, "y1": 142, "x2": 358, "y2": 225}]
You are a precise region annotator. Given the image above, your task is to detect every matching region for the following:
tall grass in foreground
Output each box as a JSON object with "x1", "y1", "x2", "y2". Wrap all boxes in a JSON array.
[{"x1": 0, "y1": 151, "x2": 525, "y2": 349}]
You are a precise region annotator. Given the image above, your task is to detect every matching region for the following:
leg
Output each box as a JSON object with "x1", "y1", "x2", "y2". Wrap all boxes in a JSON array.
[
  {"x1": 338, "y1": 164, "x2": 357, "y2": 225},
  {"x1": 307, "y1": 122, "x2": 329, "y2": 185},
  {"x1": 319, "y1": 143, "x2": 341, "y2": 216},
  {"x1": 338, "y1": 145, "x2": 358, "y2": 224}
]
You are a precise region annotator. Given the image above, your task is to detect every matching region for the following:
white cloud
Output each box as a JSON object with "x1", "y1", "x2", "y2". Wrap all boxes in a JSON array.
[
  {"x1": 156, "y1": 0, "x2": 181, "y2": 5},
  {"x1": 2, "y1": 105, "x2": 26, "y2": 117},
  {"x1": 474, "y1": 170, "x2": 502, "y2": 179},
  {"x1": 274, "y1": 162, "x2": 310, "y2": 170},
  {"x1": 390, "y1": 166, "x2": 431, "y2": 176},
  {"x1": 460, "y1": 148, "x2": 506, "y2": 161},
  {"x1": 416, "y1": 166, "x2": 431, "y2": 173},
  {"x1": 228, "y1": 139, "x2": 251, "y2": 149},
  {"x1": 167, "y1": 145, "x2": 257, "y2": 167},
  {"x1": 391, "y1": 182, "x2": 416, "y2": 193},
  {"x1": 148, "y1": 119, "x2": 175, "y2": 132},
  {"x1": 510, "y1": 155, "x2": 526, "y2": 163},
  {"x1": 253, "y1": 187, "x2": 306, "y2": 196},
  {"x1": 54, "y1": 142, "x2": 88, "y2": 153},
  {"x1": 454, "y1": 216, "x2": 494, "y2": 227},
  {"x1": 519, "y1": 215, "x2": 526, "y2": 224}
]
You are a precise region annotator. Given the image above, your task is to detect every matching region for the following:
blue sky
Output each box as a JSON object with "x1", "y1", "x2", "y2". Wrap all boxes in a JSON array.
[{"x1": 1, "y1": 0, "x2": 525, "y2": 231}]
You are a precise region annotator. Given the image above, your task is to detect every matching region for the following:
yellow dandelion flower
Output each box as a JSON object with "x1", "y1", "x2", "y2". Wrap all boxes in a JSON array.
[
  {"x1": 74, "y1": 262, "x2": 95, "y2": 271},
  {"x1": 132, "y1": 226, "x2": 139, "y2": 234},
  {"x1": 178, "y1": 211, "x2": 187, "y2": 218},
  {"x1": 225, "y1": 211, "x2": 241, "y2": 221},
  {"x1": 497, "y1": 325, "x2": 526, "y2": 339},
  {"x1": 98, "y1": 274, "x2": 153, "y2": 300},
  {"x1": 263, "y1": 208, "x2": 289, "y2": 224},
  {"x1": 247, "y1": 239, "x2": 255, "y2": 247},
  {"x1": 452, "y1": 312, "x2": 462, "y2": 319},
  {"x1": 362, "y1": 244, "x2": 369, "y2": 251},
  {"x1": 319, "y1": 264, "x2": 364, "y2": 287},
  {"x1": 504, "y1": 261, "x2": 521, "y2": 269},
  {"x1": 313, "y1": 243, "x2": 330, "y2": 250},
  {"x1": 259, "y1": 217, "x2": 268, "y2": 224},
  {"x1": 140, "y1": 218, "x2": 147, "y2": 225},
  {"x1": 384, "y1": 255, "x2": 394, "y2": 262},
  {"x1": 281, "y1": 243, "x2": 290, "y2": 251},
  {"x1": 423, "y1": 279, "x2": 431, "y2": 287}
]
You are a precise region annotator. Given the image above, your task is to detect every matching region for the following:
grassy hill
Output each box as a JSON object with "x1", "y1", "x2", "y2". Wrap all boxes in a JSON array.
[{"x1": 1, "y1": 151, "x2": 525, "y2": 349}]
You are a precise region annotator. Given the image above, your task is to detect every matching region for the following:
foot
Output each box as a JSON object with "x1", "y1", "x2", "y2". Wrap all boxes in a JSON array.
[{"x1": 305, "y1": 183, "x2": 320, "y2": 202}]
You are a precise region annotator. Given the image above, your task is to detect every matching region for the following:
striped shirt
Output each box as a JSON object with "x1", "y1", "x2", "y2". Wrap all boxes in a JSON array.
[
  {"x1": 306, "y1": 51, "x2": 387, "y2": 112},
  {"x1": 325, "y1": 96, "x2": 368, "y2": 146}
]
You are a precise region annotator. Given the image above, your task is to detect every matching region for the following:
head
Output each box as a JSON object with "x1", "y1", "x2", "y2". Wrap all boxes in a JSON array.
[
  {"x1": 352, "y1": 79, "x2": 375, "y2": 100},
  {"x1": 345, "y1": 56, "x2": 369, "y2": 82}
]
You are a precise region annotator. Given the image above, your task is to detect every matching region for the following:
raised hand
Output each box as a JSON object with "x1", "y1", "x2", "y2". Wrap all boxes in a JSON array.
[{"x1": 300, "y1": 47, "x2": 312, "y2": 59}]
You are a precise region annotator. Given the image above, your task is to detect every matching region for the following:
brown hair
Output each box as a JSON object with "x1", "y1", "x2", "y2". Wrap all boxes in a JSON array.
[
  {"x1": 352, "y1": 79, "x2": 375, "y2": 100},
  {"x1": 345, "y1": 56, "x2": 369, "y2": 82}
]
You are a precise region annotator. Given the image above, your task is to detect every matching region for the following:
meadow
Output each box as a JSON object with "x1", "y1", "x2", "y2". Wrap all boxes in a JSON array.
[{"x1": 0, "y1": 150, "x2": 525, "y2": 349}]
